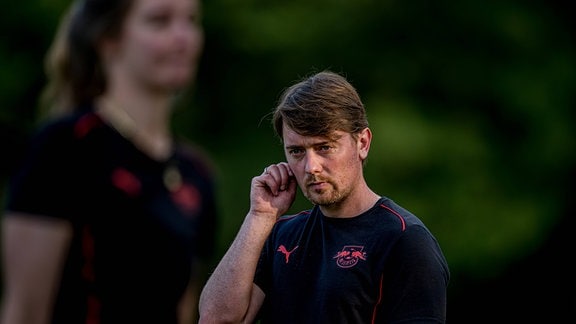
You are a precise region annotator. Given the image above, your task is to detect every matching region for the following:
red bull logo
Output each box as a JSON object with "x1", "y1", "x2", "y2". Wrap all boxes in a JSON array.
[{"x1": 333, "y1": 245, "x2": 367, "y2": 268}]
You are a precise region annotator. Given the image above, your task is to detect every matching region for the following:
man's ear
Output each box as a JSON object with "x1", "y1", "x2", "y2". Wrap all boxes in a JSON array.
[{"x1": 358, "y1": 127, "x2": 372, "y2": 160}]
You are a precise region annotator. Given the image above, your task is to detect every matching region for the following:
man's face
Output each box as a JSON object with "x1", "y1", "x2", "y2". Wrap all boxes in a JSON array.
[{"x1": 282, "y1": 125, "x2": 369, "y2": 208}]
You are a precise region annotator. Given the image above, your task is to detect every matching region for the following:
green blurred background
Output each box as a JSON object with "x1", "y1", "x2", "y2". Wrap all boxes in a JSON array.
[{"x1": 1, "y1": 0, "x2": 574, "y2": 322}]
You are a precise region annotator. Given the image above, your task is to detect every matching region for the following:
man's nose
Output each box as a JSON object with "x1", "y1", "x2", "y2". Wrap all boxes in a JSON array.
[{"x1": 304, "y1": 152, "x2": 322, "y2": 174}]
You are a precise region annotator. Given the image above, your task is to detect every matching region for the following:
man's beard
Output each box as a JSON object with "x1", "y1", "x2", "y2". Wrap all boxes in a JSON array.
[{"x1": 303, "y1": 176, "x2": 349, "y2": 207}]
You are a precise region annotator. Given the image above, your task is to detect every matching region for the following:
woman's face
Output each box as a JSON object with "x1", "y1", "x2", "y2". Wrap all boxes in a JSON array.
[{"x1": 103, "y1": 0, "x2": 204, "y2": 92}]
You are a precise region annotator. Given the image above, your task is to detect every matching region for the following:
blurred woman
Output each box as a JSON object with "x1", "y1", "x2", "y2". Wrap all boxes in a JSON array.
[{"x1": 0, "y1": 0, "x2": 218, "y2": 323}]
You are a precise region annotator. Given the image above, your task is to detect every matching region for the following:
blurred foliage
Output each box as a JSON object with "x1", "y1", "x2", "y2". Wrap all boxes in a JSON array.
[{"x1": 1, "y1": 0, "x2": 574, "y2": 321}]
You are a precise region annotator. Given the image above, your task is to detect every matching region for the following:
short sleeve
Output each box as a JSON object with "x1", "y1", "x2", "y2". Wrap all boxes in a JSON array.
[
  {"x1": 5, "y1": 119, "x2": 82, "y2": 221},
  {"x1": 376, "y1": 225, "x2": 450, "y2": 323}
]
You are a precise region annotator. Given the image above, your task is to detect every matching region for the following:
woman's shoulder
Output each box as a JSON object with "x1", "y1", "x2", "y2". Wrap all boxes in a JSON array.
[
  {"x1": 21, "y1": 110, "x2": 107, "y2": 162},
  {"x1": 34, "y1": 110, "x2": 102, "y2": 140}
]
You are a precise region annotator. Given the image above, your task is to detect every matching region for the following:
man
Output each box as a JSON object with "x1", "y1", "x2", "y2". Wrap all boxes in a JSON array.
[{"x1": 199, "y1": 70, "x2": 450, "y2": 323}]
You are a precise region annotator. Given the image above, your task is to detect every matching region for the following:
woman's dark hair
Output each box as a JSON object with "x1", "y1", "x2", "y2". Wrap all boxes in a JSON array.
[
  {"x1": 272, "y1": 70, "x2": 369, "y2": 141},
  {"x1": 40, "y1": 0, "x2": 133, "y2": 117}
]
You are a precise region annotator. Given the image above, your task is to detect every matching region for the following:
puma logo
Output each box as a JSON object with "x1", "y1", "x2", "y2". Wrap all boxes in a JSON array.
[{"x1": 277, "y1": 245, "x2": 299, "y2": 264}]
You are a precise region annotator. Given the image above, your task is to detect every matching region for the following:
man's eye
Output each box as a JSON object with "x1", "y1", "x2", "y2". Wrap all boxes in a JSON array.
[
  {"x1": 318, "y1": 145, "x2": 331, "y2": 152},
  {"x1": 288, "y1": 148, "x2": 303, "y2": 156}
]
